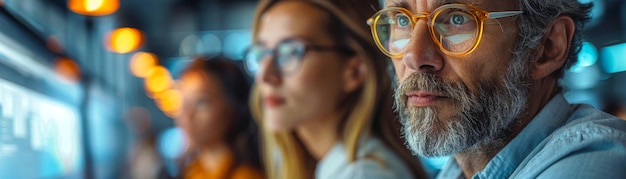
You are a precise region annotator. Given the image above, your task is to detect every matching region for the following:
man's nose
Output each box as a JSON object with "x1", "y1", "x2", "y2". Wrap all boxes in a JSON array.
[{"x1": 401, "y1": 20, "x2": 443, "y2": 74}]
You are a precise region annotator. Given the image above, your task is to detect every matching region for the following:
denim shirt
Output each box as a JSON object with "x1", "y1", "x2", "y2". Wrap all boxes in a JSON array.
[
  {"x1": 316, "y1": 137, "x2": 415, "y2": 179},
  {"x1": 437, "y1": 94, "x2": 626, "y2": 179}
]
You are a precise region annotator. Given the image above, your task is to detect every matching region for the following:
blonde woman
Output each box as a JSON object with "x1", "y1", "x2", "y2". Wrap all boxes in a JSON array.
[{"x1": 244, "y1": 0, "x2": 427, "y2": 178}]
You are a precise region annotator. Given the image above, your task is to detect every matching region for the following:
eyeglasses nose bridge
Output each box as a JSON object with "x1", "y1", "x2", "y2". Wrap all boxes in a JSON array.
[
  {"x1": 254, "y1": 49, "x2": 276, "y2": 70},
  {"x1": 257, "y1": 50, "x2": 285, "y2": 79},
  {"x1": 409, "y1": 12, "x2": 430, "y2": 30},
  {"x1": 259, "y1": 48, "x2": 276, "y2": 62},
  {"x1": 411, "y1": 12, "x2": 429, "y2": 22}
]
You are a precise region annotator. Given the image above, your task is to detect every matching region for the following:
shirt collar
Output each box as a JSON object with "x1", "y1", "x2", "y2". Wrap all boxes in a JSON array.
[
  {"x1": 439, "y1": 93, "x2": 574, "y2": 179},
  {"x1": 476, "y1": 93, "x2": 574, "y2": 178}
]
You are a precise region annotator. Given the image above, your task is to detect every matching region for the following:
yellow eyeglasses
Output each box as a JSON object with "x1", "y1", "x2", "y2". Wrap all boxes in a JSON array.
[{"x1": 367, "y1": 4, "x2": 523, "y2": 58}]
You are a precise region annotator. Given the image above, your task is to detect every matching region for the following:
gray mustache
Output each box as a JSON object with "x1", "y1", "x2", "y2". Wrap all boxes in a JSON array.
[{"x1": 395, "y1": 73, "x2": 469, "y2": 103}]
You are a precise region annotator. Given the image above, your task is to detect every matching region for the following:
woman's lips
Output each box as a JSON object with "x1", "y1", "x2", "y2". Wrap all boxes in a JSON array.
[
  {"x1": 406, "y1": 91, "x2": 445, "y2": 107},
  {"x1": 264, "y1": 95, "x2": 285, "y2": 108}
]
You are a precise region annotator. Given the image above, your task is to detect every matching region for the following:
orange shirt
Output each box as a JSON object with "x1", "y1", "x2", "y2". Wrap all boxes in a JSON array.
[{"x1": 183, "y1": 152, "x2": 264, "y2": 179}]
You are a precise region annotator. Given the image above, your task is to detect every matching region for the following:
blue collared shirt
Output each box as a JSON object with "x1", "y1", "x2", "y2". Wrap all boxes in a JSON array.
[{"x1": 437, "y1": 94, "x2": 626, "y2": 179}]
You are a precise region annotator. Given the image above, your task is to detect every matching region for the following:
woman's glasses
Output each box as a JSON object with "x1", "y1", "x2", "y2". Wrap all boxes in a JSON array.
[{"x1": 244, "y1": 38, "x2": 353, "y2": 76}]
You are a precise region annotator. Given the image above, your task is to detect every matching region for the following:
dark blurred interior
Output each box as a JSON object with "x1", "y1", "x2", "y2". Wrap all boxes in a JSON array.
[{"x1": 0, "y1": 0, "x2": 624, "y2": 178}]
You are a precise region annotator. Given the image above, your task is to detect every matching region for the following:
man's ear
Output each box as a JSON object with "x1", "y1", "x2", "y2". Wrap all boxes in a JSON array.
[
  {"x1": 530, "y1": 15, "x2": 576, "y2": 80},
  {"x1": 342, "y1": 55, "x2": 367, "y2": 93}
]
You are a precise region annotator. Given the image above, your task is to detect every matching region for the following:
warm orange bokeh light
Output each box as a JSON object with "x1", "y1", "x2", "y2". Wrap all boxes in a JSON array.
[
  {"x1": 130, "y1": 52, "x2": 158, "y2": 78},
  {"x1": 106, "y1": 28, "x2": 143, "y2": 54},
  {"x1": 68, "y1": 0, "x2": 119, "y2": 16},
  {"x1": 156, "y1": 89, "x2": 183, "y2": 118},
  {"x1": 145, "y1": 66, "x2": 173, "y2": 95},
  {"x1": 54, "y1": 57, "x2": 82, "y2": 83}
]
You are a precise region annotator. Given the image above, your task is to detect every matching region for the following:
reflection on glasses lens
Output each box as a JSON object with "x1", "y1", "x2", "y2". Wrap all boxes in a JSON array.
[
  {"x1": 244, "y1": 40, "x2": 306, "y2": 75},
  {"x1": 244, "y1": 46, "x2": 264, "y2": 75},
  {"x1": 277, "y1": 42, "x2": 304, "y2": 73},
  {"x1": 432, "y1": 8, "x2": 478, "y2": 53}
]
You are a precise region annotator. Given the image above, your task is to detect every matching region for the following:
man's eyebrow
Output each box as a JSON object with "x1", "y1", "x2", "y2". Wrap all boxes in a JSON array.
[
  {"x1": 385, "y1": 0, "x2": 479, "y2": 10},
  {"x1": 385, "y1": 0, "x2": 467, "y2": 9},
  {"x1": 439, "y1": 0, "x2": 449, "y2": 6},
  {"x1": 441, "y1": 0, "x2": 480, "y2": 6},
  {"x1": 385, "y1": 0, "x2": 410, "y2": 9}
]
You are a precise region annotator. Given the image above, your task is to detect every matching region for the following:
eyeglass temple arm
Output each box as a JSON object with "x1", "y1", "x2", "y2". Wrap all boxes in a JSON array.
[{"x1": 488, "y1": 11, "x2": 524, "y2": 19}]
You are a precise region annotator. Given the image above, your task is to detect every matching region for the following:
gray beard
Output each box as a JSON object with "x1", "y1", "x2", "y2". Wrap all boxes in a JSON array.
[{"x1": 394, "y1": 57, "x2": 530, "y2": 157}]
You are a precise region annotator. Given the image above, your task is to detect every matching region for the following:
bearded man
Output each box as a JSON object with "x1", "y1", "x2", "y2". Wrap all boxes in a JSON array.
[{"x1": 367, "y1": 0, "x2": 626, "y2": 178}]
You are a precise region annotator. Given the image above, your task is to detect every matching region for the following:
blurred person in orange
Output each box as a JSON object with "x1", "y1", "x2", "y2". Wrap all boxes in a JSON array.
[
  {"x1": 175, "y1": 57, "x2": 264, "y2": 179},
  {"x1": 245, "y1": 0, "x2": 427, "y2": 178}
]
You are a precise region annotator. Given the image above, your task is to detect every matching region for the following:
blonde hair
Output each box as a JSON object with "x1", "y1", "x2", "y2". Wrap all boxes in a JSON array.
[{"x1": 250, "y1": 0, "x2": 426, "y2": 178}]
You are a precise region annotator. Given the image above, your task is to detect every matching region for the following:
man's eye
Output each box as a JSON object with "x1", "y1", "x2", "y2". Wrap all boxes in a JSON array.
[
  {"x1": 447, "y1": 13, "x2": 471, "y2": 26},
  {"x1": 396, "y1": 14, "x2": 411, "y2": 27}
]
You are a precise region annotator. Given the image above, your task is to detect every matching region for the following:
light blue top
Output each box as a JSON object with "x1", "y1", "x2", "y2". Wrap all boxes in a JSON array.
[
  {"x1": 316, "y1": 137, "x2": 415, "y2": 179},
  {"x1": 437, "y1": 94, "x2": 626, "y2": 179}
]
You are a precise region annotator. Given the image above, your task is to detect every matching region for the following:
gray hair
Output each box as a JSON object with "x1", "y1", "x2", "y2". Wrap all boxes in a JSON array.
[{"x1": 514, "y1": 0, "x2": 592, "y2": 80}]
